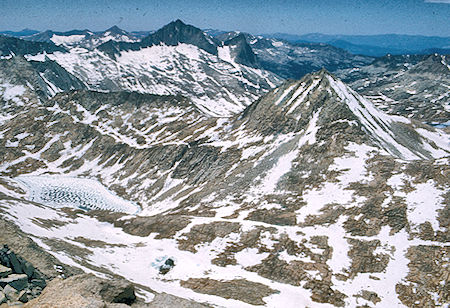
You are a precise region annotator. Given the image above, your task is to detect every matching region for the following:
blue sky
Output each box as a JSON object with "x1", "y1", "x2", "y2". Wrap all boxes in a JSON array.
[{"x1": 1, "y1": 0, "x2": 449, "y2": 36}]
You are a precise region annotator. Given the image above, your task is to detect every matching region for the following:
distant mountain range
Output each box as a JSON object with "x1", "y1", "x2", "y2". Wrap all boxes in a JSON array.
[
  {"x1": 0, "y1": 35, "x2": 66, "y2": 56},
  {"x1": 263, "y1": 33, "x2": 450, "y2": 56},
  {"x1": 2, "y1": 27, "x2": 450, "y2": 57},
  {"x1": 1, "y1": 20, "x2": 448, "y2": 122},
  {"x1": 0, "y1": 28, "x2": 40, "y2": 37}
]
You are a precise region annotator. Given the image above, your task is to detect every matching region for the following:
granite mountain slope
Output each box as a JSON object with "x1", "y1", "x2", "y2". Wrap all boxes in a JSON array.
[
  {"x1": 0, "y1": 70, "x2": 448, "y2": 307},
  {"x1": 10, "y1": 20, "x2": 447, "y2": 123},
  {"x1": 22, "y1": 20, "x2": 282, "y2": 117}
]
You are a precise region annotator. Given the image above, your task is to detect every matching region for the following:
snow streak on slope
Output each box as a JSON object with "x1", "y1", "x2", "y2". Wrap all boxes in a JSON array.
[{"x1": 327, "y1": 75, "x2": 450, "y2": 160}]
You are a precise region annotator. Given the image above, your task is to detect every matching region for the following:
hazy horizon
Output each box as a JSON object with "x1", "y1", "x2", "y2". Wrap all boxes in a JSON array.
[{"x1": 1, "y1": 0, "x2": 449, "y2": 37}]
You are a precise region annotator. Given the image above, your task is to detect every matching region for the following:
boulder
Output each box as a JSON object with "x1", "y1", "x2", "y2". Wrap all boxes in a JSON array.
[
  {"x1": 3, "y1": 284, "x2": 18, "y2": 300},
  {"x1": 0, "y1": 290, "x2": 6, "y2": 304},
  {"x1": 24, "y1": 274, "x2": 137, "y2": 307},
  {"x1": 0, "y1": 247, "x2": 35, "y2": 279},
  {"x1": 159, "y1": 258, "x2": 175, "y2": 275},
  {"x1": 18, "y1": 290, "x2": 28, "y2": 303},
  {"x1": 0, "y1": 264, "x2": 12, "y2": 278},
  {"x1": 98, "y1": 278, "x2": 136, "y2": 304},
  {"x1": 7, "y1": 251, "x2": 24, "y2": 274},
  {"x1": 0, "y1": 274, "x2": 28, "y2": 291},
  {"x1": 30, "y1": 279, "x2": 46, "y2": 288},
  {"x1": 22, "y1": 261, "x2": 35, "y2": 278},
  {"x1": 0, "y1": 245, "x2": 9, "y2": 266}
]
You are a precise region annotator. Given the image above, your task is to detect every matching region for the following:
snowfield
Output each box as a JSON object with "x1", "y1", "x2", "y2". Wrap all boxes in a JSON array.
[{"x1": 15, "y1": 176, "x2": 140, "y2": 214}]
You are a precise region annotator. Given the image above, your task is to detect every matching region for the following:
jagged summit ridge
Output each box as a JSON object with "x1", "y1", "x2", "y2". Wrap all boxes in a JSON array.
[
  {"x1": 409, "y1": 54, "x2": 449, "y2": 75},
  {"x1": 24, "y1": 27, "x2": 137, "y2": 49}
]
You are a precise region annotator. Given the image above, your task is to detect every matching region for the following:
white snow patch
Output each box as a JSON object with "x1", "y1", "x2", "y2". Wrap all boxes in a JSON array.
[
  {"x1": 1, "y1": 83, "x2": 26, "y2": 103},
  {"x1": 50, "y1": 34, "x2": 85, "y2": 46},
  {"x1": 330, "y1": 143, "x2": 374, "y2": 185},
  {"x1": 217, "y1": 45, "x2": 233, "y2": 64},
  {"x1": 24, "y1": 53, "x2": 47, "y2": 62},
  {"x1": 271, "y1": 41, "x2": 284, "y2": 47},
  {"x1": 234, "y1": 248, "x2": 269, "y2": 267},
  {"x1": 405, "y1": 180, "x2": 445, "y2": 230}
]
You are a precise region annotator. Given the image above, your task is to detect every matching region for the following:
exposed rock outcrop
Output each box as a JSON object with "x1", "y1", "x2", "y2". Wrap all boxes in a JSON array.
[{"x1": 0, "y1": 245, "x2": 48, "y2": 305}]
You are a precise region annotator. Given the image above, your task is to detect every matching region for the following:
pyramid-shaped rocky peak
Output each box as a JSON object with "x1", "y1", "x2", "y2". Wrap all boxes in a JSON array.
[
  {"x1": 239, "y1": 69, "x2": 330, "y2": 129},
  {"x1": 238, "y1": 69, "x2": 449, "y2": 160},
  {"x1": 223, "y1": 33, "x2": 259, "y2": 68},
  {"x1": 105, "y1": 25, "x2": 127, "y2": 35},
  {"x1": 141, "y1": 19, "x2": 218, "y2": 55}
]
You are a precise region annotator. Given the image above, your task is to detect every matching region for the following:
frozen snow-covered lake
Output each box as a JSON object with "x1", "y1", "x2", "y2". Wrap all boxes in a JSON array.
[{"x1": 15, "y1": 176, "x2": 140, "y2": 214}]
